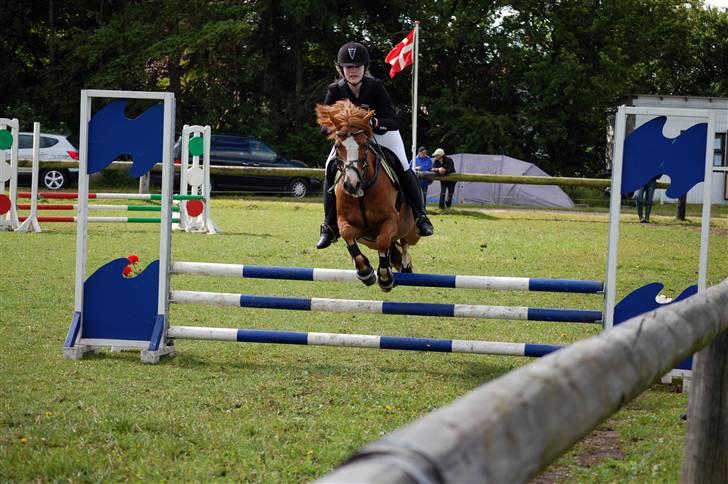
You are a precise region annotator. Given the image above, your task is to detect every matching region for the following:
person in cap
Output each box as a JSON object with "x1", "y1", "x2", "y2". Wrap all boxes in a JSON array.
[
  {"x1": 315, "y1": 41, "x2": 434, "y2": 249},
  {"x1": 432, "y1": 148, "x2": 456, "y2": 209},
  {"x1": 413, "y1": 146, "x2": 433, "y2": 200}
]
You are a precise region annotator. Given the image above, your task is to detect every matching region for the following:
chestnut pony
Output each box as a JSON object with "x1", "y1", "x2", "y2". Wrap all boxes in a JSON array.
[{"x1": 316, "y1": 99, "x2": 419, "y2": 292}]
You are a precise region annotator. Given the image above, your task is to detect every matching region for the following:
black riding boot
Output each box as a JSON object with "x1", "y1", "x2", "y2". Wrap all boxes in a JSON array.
[
  {"x1": 316, "y1": 163, "x2": 339, "y2": 249},
  {"x1": 399, "y1": 168, "x2": 434, "y2": 236}
]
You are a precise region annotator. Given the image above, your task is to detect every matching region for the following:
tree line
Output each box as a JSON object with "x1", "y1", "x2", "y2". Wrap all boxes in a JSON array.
[{"x1": 2, "y1": 0, "x2": 727, "y2": 176}]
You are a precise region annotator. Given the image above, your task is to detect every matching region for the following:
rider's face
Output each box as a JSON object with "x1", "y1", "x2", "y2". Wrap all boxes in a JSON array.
[{"x1": 343, "y1": 65, "x2": 365, "y2": 84}]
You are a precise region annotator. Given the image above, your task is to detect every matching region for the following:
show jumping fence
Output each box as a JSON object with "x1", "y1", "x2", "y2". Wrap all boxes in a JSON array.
[
  {"x1": 5, "y1": 121, "x2": 216, "y2": 233},
  {"x1": 164, "y1": 260, "x2": 603, "y2": 359},
  {"x1": 318, "y1": 278, "x2": 728, "y2": 483},
  {"x1": 64, "y1": 96, "x2": 716, "y2": 375},
  {"x1": 15, "y1": 191, "x2": 199, "y2": 225}
]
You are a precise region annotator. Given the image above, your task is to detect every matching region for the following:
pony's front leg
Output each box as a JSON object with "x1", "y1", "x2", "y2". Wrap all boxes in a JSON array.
[
  {"x1": 375, "y1": 222, "x2": 397, "y2": 292},
  {"x1": 340, "y1": 226, "x2": 375, "y2": 286}
]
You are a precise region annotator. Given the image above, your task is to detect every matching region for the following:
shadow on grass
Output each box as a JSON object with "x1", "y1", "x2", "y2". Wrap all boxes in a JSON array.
[
  {"x1": 166, "y1": 349, "x2": 517, "y2": 385},
  {"x1": 200, "y1": 230, "x2": 276, "y2": 237},
  {"x1": 429, "y1": 209, "x2": 498, "y2": 220}
]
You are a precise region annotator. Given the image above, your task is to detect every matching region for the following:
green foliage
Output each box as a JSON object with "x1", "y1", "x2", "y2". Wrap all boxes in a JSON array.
[{"x1": 2, "y1": 1, "x2": 727, "y2": 169}]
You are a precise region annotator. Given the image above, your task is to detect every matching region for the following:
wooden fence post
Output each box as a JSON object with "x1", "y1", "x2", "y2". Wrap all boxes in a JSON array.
[{"x1": 680, "y1": 331, "x2": 728, "y2": 483}]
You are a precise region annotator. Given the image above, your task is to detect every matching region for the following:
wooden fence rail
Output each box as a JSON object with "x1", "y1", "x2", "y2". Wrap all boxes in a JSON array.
[
  {"x1": 318, "y1": 278, "x2": 728, "y2": 483},
  {"x1": 16, "y1": 160, "x2": 671, "y2": 189}
]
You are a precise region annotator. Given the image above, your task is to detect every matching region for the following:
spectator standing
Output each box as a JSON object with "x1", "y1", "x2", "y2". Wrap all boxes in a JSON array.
[
  {"x1": 635, "y1": 175, "x2": 660, "y2": 223},
  {"x1": 413, "y1": 146, "x2": 433, "y2": 200},
  {"x1": 432, "y1": 148, "x2": 456, "y2": 209}
]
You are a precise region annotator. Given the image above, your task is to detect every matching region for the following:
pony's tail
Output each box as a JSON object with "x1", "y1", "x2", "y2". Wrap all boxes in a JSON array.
[{"x1": 389, "y1": 242, "x2": 403, "y2": 271}]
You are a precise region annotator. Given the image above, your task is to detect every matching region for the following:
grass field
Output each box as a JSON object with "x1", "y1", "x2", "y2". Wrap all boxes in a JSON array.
[{"x1": 1, "y1": 196, "x2": 727, "y2": 482}]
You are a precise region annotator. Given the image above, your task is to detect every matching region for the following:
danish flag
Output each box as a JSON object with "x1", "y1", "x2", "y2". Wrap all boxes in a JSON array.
[{"x1": 384, "y1": 28, "x2": 416, "y2": 78}]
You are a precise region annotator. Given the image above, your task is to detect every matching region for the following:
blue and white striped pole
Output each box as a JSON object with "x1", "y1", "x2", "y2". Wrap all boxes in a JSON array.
[
  {"x1": 171, "y1": 262, "x2": 604, "y2": 294},
  {"x1": 167, "y1": 326, "x2": 562, "y2": 357},
  {"x1": 170, "y1": 290, "x2": 603, "y2": 323}
]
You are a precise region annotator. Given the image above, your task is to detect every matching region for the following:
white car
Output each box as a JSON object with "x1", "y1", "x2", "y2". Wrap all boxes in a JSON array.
[{"x1": 8, "y1": 132, "x2": 79, "y2": 189}]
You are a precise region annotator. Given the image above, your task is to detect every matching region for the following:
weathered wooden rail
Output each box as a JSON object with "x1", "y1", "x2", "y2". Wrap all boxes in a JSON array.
[
  {"x1": 16, "y1": 160, "x2": 671, "y2": 189},
  {"x1": 317, "y1": 278, "x2": 728, "y2": 483}
]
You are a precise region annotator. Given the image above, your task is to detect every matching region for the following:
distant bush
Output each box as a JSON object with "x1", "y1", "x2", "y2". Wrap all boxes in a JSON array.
[{"x1": 563, "y1": 186, "x2": 610, "y2": 208}]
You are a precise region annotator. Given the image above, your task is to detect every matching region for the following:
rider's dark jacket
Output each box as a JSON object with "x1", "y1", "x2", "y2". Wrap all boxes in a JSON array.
[{"x1": 323, "y1": 76, "x2": 400, "y2": 135}]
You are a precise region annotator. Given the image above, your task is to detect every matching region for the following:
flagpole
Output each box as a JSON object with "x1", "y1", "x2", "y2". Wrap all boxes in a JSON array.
[{"x1": 410, "y1": 21, "x2": 420, "y2": 164}]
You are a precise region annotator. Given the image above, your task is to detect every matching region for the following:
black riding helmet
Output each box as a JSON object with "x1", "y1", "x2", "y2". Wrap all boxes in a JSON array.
[{"x1": 336, "y1": 41, "x2": 370, "y2": 67}]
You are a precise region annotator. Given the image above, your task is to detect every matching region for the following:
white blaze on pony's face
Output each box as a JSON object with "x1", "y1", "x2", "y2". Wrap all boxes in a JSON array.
[
  {"x1": 340, "y1": 135, "x2": 360, "y2": 162},
  {"x1": 339, "y1": 132, "x2": 365, "y2": 197},
  {"x1": 314, "y1": 100, "x2": 375, "y2": 198}
]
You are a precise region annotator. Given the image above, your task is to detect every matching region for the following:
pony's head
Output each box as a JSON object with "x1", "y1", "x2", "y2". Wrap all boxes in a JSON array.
[{"x1": 316, "y1": 100, "x2": 376, "y2": 197}]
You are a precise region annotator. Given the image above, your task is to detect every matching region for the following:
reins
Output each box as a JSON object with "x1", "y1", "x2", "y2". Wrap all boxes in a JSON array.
[
  {"x1": 334, "y1": 132, "x2": 382, "y2": 192},
  {"x1": 334, "y1": 130, "x2": 385, "y2": 232}
]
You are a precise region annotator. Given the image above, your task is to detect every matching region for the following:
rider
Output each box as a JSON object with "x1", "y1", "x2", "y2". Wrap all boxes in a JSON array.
[{"x1": 315, "y1": 41, "x2": 434, "y2": 249}]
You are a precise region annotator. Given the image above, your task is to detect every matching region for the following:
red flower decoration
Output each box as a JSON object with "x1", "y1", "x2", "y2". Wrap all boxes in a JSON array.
[
  {"x1": 128, "y1": 254, "x2": 139, "y2": 265},
  {"x1": 122, "y1": 265, "x2": 133, "y2": 277}
]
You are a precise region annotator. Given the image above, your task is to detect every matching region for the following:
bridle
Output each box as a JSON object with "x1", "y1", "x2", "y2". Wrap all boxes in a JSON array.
[{"x1": 334, "y1": 129, "x2": 381, "y2": 193}]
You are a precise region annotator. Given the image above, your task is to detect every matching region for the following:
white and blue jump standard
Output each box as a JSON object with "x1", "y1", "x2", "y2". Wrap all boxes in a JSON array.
[
  {"x1": 63, "y1": 96, "x2": 715, "y2": 368},
  {"x1": 64, "y1": 90, "x2": 179, "y2": 362},
  {"x1": 606, "y1": 105, "x2": 715, "y2": 386}
]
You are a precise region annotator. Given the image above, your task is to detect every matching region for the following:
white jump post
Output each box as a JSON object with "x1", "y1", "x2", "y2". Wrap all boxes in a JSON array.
[
  {"x1": 0, "y1": 117, "x2": 20, "y2": 230},
  {"x1": 16, "y1": 122, "x2": 42, "y2": 233},
  {"x1": 604, "y1": 106, "x2": 715, "y2": 388},
  {"x1": 178, "y1": 124, "x2": 217, "y2": 234},
  {"x1": 64, "y1": 90, "x2": 177, "y2": 362}
]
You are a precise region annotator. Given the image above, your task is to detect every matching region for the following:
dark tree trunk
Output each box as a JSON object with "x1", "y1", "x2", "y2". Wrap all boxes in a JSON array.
[
  {"x1": 677, "y1": 195, "x2": 687, "y2": 220},
  {"x1": 48, "y1": 0, "x2": 55, "y2": 66}
]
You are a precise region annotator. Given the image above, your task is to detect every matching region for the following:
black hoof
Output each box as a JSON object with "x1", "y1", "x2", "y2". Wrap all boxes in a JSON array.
[
  {"x1": 401, "y1": 266, "x2": 413, "y2": 273},
  {"x1": 377, "y1": 267, "x2": 395, "y2": 292},
  {"x1": 357, "y1": 267, "x2": 376, "y2": 286},
  {"x1": 378, "y1": 277, "x2": 394, "y2": 292}
]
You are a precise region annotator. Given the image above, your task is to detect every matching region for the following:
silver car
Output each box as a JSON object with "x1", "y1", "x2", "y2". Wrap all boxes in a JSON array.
[{"x1": 9, "y1": 132, "x2": 79, "y2": 189}]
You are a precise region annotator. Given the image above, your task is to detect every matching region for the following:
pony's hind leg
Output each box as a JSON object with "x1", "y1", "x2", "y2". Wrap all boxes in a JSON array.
[
  {"x1": 400, "y1": 240, "x2": 413, "y2": 273},
  {"x1": 389, "y1": 242, "x2": 403, "y2": 271},
  {"x1": 344, "y1": 239, "x2": 376, "y2": 286}
]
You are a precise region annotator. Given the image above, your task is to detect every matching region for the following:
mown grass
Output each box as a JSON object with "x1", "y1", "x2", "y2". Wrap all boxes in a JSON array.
[{"x1": 1, "y1": 197, "x2": 727, "y2": 482}]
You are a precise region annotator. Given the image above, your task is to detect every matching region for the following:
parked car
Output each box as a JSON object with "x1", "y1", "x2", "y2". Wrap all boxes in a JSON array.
[
  {"x1": 8, "y1": 132, "x2": 80, "y2": 189},
  {"x1": 151, "y1": 134, "x2": 321, "y2": 198}
]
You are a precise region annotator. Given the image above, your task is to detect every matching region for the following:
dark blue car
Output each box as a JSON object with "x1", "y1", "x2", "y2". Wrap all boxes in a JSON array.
[{"x1": 153, "y1": 134, "x2": 321, "y2": 197}]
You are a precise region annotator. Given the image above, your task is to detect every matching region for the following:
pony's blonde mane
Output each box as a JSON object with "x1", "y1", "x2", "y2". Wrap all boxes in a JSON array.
[{"x1": 315, "y1": 100, "x2": 374, "y2": 140}]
